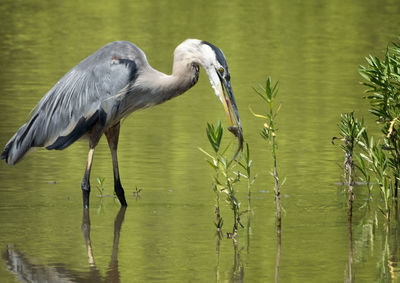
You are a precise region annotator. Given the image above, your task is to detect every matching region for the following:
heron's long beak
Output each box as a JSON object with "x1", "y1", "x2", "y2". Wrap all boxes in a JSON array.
[
  {"x1": 216, "y1": 74, "x2": 244, "y2": 154},
  {"x1": 216, "y1": 80, "x2": 240, "y2": 127}
]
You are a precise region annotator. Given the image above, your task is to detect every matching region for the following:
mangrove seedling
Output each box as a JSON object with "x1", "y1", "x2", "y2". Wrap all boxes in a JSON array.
[
  {"x1": 332, "y1": 112, "x2": 366, "y2": 200},
  {"x1": 238, "y1": 143, "x2": 256, "y2": 210},
  {"x1": 205, "y1": 121, "x2": 224, "y2": 234},
  {"x1": 251, "y1": 76, "x2": 282, "y2": 225},
  {"x1": 357, "y1": 135, "x2": 392, "y2": 220},
  {"x1": 96, "y1": 177, "x2": 106, "y2": 197},
  {"x1": 133, "y1": 186, "x2": 142, "y2": 199},
  {"x1": 333, "y1": 38, "x2": 400, "y2": 221},
  {"x1": 200, "y1": 120, "x2": 244, "y2": 237},
  {"x1": 360, "y1": 39, "x2": 400, "y2": 198},
  {"x1": 95, "y1": 177, "x2": 106, "y2": 214}
]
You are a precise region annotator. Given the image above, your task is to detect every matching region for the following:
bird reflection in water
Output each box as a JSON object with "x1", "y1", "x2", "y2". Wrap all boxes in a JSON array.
[{"x1": 2, "y1": 207, "x2": 126, "y2": 283}]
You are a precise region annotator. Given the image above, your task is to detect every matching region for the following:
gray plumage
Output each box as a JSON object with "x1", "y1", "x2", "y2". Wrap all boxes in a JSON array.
[
  {"x1": 1, "y1": 39, "x2": 242, "y2": 207},
  {"x1": 3, "y1": 41, "x2": 143, "y2": 163}
]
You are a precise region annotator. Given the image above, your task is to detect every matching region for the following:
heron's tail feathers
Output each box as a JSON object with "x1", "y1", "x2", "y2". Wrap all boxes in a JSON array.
[{"x1": 1, "y1": 114, "x2": 40, "y2": 165}]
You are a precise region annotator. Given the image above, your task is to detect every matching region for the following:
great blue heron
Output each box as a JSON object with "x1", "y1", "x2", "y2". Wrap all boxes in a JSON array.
[{"x1": 1, "y1": 39, "x2": 243, "y2": 208}]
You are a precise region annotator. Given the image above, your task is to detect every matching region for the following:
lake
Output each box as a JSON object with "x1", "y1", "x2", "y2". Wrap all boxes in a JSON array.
[{"x1": 1, "y1": 0, "x2": 400, "y2": 282}]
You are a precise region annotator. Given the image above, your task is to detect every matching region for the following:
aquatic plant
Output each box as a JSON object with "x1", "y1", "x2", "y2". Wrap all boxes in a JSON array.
[
  {"x1": 359, "y1": 39, "x2": 400, "y2": 199},
  {"x1": 200, "y1": 120, "x2": 244, "y2": 237},
  {"x1": 95, "y1": 177, "x2": 106, "y2": 214},
  {"x1": 238, "y1": 142, "x2": 255, "y2": 247},
  {"x1": 335, "y1": 110, "x2": 393, "y2": 220},
  {"x1": 334, "y1": 38, "x2": 400, "y2": 221},
  {"x1": 133, "y1": 186, "x2": 142, "y2": 199},
  {"x1": 96, "y1": 177, "x2": 106, "y2": 197},
  {"x1": 357, "y1": 38, "x2": 400, "y2": 220},
  {"x1": 251, "y1": 76, "x2": 282, "y2": 225},
  {"x1": 357, "y1": 134, "x2": 393, "y2": 220},
  {"x1": 238, "y1": 143, "x2": 256, "y2": 211},
  {"x1": 202, "y1": 121, "x2": 224, "y2": 234},
  {"x1": 251, "y1": 76, "x2": 283, "y2": 281},
  {"x1": 332, "y1": 112, "x2": 367, "y2": 200}
]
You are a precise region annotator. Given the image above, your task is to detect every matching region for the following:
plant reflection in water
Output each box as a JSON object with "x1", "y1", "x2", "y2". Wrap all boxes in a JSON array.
[{"x1": 215, "y1": 236, "x2": 245, "y2": 283}]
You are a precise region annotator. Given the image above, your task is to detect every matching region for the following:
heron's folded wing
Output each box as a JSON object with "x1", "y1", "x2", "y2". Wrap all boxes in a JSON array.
[{"x1": 31, "y1": 42, "x2": 140, "y2": 149}]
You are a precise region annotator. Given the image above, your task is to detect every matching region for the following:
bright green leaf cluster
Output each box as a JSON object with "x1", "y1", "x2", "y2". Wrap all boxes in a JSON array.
[
  {"x1": 251, "y1": 76, "x2": 281, "y2": 143},
  {"x1": 254, "y1": 76, "x2": 279, "y2": 104},
  {"x1": 360, "y1": 42, "x2": 400, "y2": 128},
  {"x1": 206, "y1": 121, "x2": 223, "y2": 153},
  {"x1": 358, "y1": 38, "x2": 400, "y2": 203},
  {"x1": 337, "y1": 112, "x2": 366, "y2": 153}
]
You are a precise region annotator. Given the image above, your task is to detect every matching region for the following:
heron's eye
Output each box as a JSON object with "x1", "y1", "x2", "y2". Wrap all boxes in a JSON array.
[{"x1": 218, "y1": 67, "x2": 224, "y2": 74}]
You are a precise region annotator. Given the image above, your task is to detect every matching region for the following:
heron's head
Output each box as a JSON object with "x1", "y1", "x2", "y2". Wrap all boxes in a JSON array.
[{"x1": 177, "y1": 39, "x2": 243, "y2": 145}]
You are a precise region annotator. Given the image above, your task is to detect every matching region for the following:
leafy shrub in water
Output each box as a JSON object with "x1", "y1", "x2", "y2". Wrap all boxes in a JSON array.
[
  {"x1": 200, "y1": 121, "x2": 244, "y2": 237},
  {"x1": 251, "y1": 76, "x2": 282, "y2": 223},
  {"x1": 336, "y1": 37, "x2": 400, "y2": 220},
  {"x1": 359, "y1": 39, "x2": 400, "y2": 198}
]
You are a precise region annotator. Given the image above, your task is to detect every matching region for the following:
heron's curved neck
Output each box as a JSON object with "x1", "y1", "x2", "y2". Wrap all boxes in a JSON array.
[
  {"x1": 145, "y1": 53, "x2": 200, "y2": 104},
  {"x1": 170, "y1": 54, "x2": 200, "y2": 94}
]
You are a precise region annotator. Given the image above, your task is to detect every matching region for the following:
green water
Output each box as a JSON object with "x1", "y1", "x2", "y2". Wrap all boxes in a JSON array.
[{"x1": 1, "y1": 0, "x2": 400, "y2": 282}]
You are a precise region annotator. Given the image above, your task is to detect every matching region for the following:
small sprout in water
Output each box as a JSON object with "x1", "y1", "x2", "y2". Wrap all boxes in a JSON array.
[
  {"x1": 133, "y1": 186, "x2": 142, "y2": 199},
  {"x1": 96, "y1": 177, "x2": 106, "y2": 197}
]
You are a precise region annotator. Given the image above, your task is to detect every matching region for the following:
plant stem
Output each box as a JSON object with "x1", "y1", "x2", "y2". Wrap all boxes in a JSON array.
[
  {"x1": 247, "y1": 177, "x2": 251, "y2": 211},
  {"x1": 272, "y1": 133, "x2": 281, "y2": 224},
  {"x1": 233, "y1": 209, "x2": 238, "y2": 236},
  {"x1": 215, "y1": 206, "x2": 221, "y2": 232},
  {"x1": 347, "y1": 155, "x2": 354, "y2": 203},
  {"x1": 252, "y1": 76, "x2": 282, "y2": 228},
  {"x1": 270, "y1": 116, "x2": 281, "y2": 225},
  {"x1": 390, "y1": 134, "x2": 400, "y2": 198}
]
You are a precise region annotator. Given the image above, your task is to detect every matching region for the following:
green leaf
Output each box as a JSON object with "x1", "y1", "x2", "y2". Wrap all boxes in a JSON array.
[
  {"x1": 206, "y1": 121, "x2": 223, "y2": 153},
  {"x1": 198, "y1": 147, "x2": 215, "y2": 160}
]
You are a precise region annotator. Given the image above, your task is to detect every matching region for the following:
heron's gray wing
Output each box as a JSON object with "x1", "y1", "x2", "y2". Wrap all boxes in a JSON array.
[
  {"x1": 2, "y1": 41, "x2": 143, "y2": 164},
  {"x1": 37, "y1": 43, "x2": 140, "y2": 150}
]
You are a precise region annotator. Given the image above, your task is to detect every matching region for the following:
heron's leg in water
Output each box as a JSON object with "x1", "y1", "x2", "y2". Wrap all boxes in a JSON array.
[
  {"x1": 81, "y1": 147, "x2": 95, "y2": 208},
  {"x1": 81, "y1": 132, "x2": 101, "y2": 208},
  {"x1": 105, "y1": 123, "x2": 127, "y2": 206}
]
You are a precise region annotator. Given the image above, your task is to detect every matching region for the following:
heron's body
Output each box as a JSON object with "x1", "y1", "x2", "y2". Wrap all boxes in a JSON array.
[{"x1": 1, "y1": 39, "x2": 242, "y2": 208}]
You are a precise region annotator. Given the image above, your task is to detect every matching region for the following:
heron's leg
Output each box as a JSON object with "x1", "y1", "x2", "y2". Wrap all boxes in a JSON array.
[
  {"x1": 105, "y1": 123, "x2": 127, "y2": 206},
  {"x1": 81, "y1": 146, "x2": 95, "y2": 208},
  {"x1": 81, "y1": 132, "x2": 101, "y2": 209}
]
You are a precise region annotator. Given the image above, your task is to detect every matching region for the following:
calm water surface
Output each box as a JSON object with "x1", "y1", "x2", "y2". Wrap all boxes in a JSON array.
[{"x1": 1, "y1": 0, "x2": 400, "y2": 282}]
